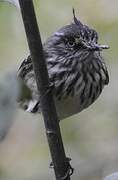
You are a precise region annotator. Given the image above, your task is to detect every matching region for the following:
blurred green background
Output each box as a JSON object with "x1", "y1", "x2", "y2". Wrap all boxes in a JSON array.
[{"x1": 0, "y1": 0, "x2": 118, "y2": 180}]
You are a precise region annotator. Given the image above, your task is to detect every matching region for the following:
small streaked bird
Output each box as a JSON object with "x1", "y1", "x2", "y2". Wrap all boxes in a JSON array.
[{"x1": 18, "y1": 9, "x2": 109, "y2": 120}]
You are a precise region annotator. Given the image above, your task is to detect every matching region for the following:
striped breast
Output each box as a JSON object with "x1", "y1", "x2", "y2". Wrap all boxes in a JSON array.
[{"x1": 48, "y1": 51, "x2": 109, "y2": 119}]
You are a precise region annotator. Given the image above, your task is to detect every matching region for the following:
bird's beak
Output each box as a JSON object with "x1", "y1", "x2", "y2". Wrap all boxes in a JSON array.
[
  {"x1": 90, "y1": 43, "x2": 109, "y2": 51},
  {"x1": 82, "y1": 42, "x2": 109, "y2": 51}
]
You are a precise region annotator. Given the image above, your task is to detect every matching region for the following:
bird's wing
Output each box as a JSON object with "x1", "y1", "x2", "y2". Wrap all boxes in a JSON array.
[{"x1": 18, "y1": 56, "x2": 41, "y2": 113}]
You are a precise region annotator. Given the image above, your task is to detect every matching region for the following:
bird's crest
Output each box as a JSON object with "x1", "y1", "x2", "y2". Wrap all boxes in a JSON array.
[{"x1": 72, "y1": 8, "x2": 83, "y2": 28}]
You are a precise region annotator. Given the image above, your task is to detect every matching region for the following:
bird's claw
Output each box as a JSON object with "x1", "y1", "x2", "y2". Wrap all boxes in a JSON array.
[{"x1": 49, "y1": 157, "x2": 74, "y2": 179}]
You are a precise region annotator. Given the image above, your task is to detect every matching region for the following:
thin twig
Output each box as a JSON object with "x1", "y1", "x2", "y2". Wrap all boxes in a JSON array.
[{"x1": 18, "y1": 0, "x2": 72, "y2": 179}]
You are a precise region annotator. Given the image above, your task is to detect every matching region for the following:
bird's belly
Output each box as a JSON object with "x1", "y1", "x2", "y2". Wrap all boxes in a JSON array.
[
  {"x1": 54, "y1": 80, "x2": 103, "y2": 120},
  {"x1": 55, "y1": 95, "x2": 83, "y2": 120}
]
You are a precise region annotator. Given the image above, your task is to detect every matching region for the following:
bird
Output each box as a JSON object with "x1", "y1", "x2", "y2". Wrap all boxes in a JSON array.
[{"x1": 18, "y1": 9, "x2": 109, "y2": 120}]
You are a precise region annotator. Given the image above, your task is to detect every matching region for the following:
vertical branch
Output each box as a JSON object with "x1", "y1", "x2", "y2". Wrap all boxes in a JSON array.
[{"x1": 18, "y1": 0, "x2": 72, "y2": 180}]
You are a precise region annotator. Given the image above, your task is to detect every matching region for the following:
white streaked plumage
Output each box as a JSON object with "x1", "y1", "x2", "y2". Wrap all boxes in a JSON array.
[{"x1": 18, "y1": 11, "x2": 109, "y2": 120}]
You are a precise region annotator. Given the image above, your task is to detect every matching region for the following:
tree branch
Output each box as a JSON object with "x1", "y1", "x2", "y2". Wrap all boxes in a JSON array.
[{"x1": 18, "y1": 0, "x2": 72, "y2": 179}]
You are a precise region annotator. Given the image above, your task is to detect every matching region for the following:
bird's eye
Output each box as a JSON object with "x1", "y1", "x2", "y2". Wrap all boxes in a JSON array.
[{"x1": 67, "y1": 40, "x2": 75, "y2": 47}]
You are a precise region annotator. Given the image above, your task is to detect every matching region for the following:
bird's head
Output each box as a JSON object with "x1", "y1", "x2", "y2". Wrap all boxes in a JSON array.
[{"x1": 44, "y1": 9, "x2": 109, "y2": 63}]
